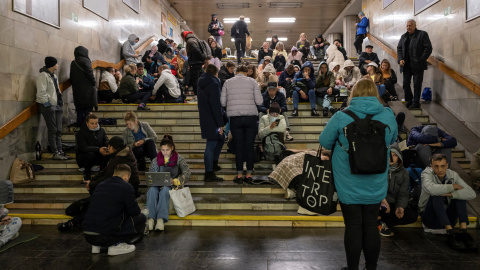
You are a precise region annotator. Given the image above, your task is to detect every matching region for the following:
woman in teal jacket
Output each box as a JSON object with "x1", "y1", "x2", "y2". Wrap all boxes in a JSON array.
[{"x1": 319, "y1": 79, "x2": 397, "y2": 270}]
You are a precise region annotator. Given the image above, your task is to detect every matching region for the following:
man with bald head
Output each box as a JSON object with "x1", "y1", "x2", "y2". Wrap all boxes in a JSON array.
[{"x1": 397, "y1": 19, "x2": 432, "y2": 109}]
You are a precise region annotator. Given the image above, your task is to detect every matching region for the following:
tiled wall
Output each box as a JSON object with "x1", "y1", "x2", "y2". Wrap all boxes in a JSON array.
[
  {"x1": 363, "y1": 0, "x2": 480, "y2": 137},
  {"x1": 0, "y1": 0, "x2": 185, "y2": 179}
]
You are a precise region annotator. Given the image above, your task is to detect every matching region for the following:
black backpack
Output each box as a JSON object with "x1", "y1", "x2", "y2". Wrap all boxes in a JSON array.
[{"x1": 338, "y1": 109, "x2": 390, "y2": 174}]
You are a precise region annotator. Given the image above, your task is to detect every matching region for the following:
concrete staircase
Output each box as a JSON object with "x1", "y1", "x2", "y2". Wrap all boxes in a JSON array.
[{"x1": 7, "y1": 101, "x2": 476, "y2": 228}]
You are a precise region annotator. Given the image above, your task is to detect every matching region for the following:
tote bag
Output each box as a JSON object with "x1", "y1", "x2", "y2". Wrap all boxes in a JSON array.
[
  {"x1": 295, "y1": 149, "x2": 338, "y2": 215},
  {"x1": 169, "y1": 178, "x2": 195, "y2": 217},
  {"x1": 10, "y1": 158, "x2": 35, "y2": 184}
]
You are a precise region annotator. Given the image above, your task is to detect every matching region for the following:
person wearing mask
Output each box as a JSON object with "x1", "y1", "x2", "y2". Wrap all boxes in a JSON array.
[
  {"x1": 152, "y1": 65, "x2": 183, "y2": 103},
  {"x1": 182, "y1": 31, "x2": 208, "y2": 95},
  {"x1": 258, "y1": 42, "x2": 273, "y2": 64},
  {"x1": 295, "y1": 33, "x2": 310, "y2": 62},
  {"x1": 75, "y1": 113, "x2": 109, "y2": 182},
  {"x1": 207, "y1": 14, "x2": 224, "y2": 47},
  {"x1": 291, "y1": 61, "x2": 318, "y2": 117},
  {"x1": 319, "y1": 79, "x2": 397, "y2": 270},
  {"x1": 315, "y1": 62, "x2": 340, "y2": 117},
  {"x1": 146, "y1": 135, "x2": 191, "y2": 231},
  {"x1": 334, "y1": 39, "x2": 348, "y2": 60},
  {"x1": 135, "y1": 63, "x2": 154, "y2": 93},
  {"x1": 326, "y1": 44, "x2": 346, "y2": 67},
  {"x1": 99, "y1": 67, "x2": 120, "y2": 103},
  {"x1": 256, "y1": 64, "x2": 278, "y2": 93},
  {"x1": 359, "y1": 45, "x2": 380, "y2": 75},
  {"x1": 122, "y1": 34, "x2": 140, "y2": 65},
  {"x1": 231, "y1": 16, "x2": 250, "y2": 65},
  {"x1": 272, "y1": 42, "x2": 288, "y2": 71},
  {"x1": 354, "y1": 11, "x2": 369, "y2": 55},
  {"x1": 310, "y1": 34, "x2": 330, "y2": 60},
  {"x1": 83, "y1": 164, "x2": 145, "y2": 256},
  {"x1": 339, "y1": 60, "x2": 362, "y2": 92},
  {"x1": 36, "y1": 56, "x2": 68, "y2": 160},
  {"x1": 270, "y1": 35, "x2": 279, "y2": 51},
  {"x1": 258, "y1": 82, "x2": 293, "y2": 141},
  {"x1": 363, "y1": 62, "x2": 386, "y2": 97},
  {"x1": 70, "y1": 46, "x2": 97, "y2": 125},
  {"x1": 221, "y1": 65, "x2": 263, "y2": 184},
  {"x1": 87, "y1": 137, "x2": 140, "y2": 197},
  {"x1": 118, "y1": 64, "x2": 151, "y2": 110},
  {"x1": 142, "y1": 45, "x2": 160, "y2": 65},
  {"x1": 122, "y1": 111, "x2": 158, "y2": 171},
  {"x1": 198, "y1": 64, "x2": 225, "y2": 182},
  {"x1": 380, "y1": 59, "x2": 399, "y2": 101},
  {"x1": 286, "y1": 46, "x2": 303, "y2": 66},
  {"x1": 397, "y1": 19, "x2": 432, "y2": 109},
  {"x1": 218, "y1": 61, "x2": 236, "y2": 87}
]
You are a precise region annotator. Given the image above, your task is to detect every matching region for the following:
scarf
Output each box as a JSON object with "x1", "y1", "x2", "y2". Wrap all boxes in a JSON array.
[
  {"x1": 388, "y1": 163, "x2": 400, "y2": 173},
  {"x1": 89, "y1": 124, "x2": 101, "y2": 132},
  {"x1": 180, "y1": 54, "x2": 188, "y2": 61},
  {"x1": 157, "y1": 151, "x2": 178, "y2": 167}
]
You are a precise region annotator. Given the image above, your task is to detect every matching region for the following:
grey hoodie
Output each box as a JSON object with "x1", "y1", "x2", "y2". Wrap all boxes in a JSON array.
[
  {"x1": 386, "y1": 144, "x2": 410, "y2": 209},
  {"x1": 123, "y1": 34, "x2": 139, "y2": 65}
]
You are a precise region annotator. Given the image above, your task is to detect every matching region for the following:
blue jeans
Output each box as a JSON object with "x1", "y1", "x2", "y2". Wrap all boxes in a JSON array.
[
  {"x1": 376, "y1": 84, "x2": 386, "y2": 97},
  {"x1": 205, "y1": 135, "x2": 225, "y2": 172},
  {"x1": 230, "y1": 116, "x2": 258, "y2": 174},
  {"x1": 422, "y1": 197, "x2": 469, "y2": 229},
  {"x1": 292, "y1": 89, "x2": 316, "y2": 109},
  {"x1": 146, "y1": 186, "x2": 172, "y2": 222}
]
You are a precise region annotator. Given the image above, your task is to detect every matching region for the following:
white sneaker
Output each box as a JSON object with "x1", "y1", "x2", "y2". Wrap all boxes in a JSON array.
[
  {"x1": 147, "y1": 218, "x2": 155, "y2": 231},
  {"x1": 285, "y1": 131, "x2": 294, "y2": 141},
  {"x1": 297, "y1": 206, "x2": 318, "y2": 216},
  {"x1": 285, "y1": 188, "x2": 296, "y2": 199},
  {"x1": 91, "y1": 245, "x2": 101, "y2": 254},
  {"x1": 107, "y1": 242, "x2": 135, "y2": 256},
  {"x1": 155, "y1": 219, "x2": 164, "y2": 231}
]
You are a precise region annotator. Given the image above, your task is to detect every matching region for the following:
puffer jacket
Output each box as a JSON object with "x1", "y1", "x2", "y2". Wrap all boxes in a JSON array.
[
  {"x1": 197, "y1": 72, "x2": 224, "y2": 140},
  {"x1": 123, "y1": 34, "x2": 140, "y2": 65},
  {"x1": 218, "y1": 65, "x2": 234, "y2": 87},
  {"x1": 70, "y1": 46, "x2": 97, "y2": 110},
  {"x1": 122, "y1": 121, "x2": 158, "y2": 149},
  {"x1": 326, "y1": 45, "x2": 346, "y2": 66},
  {"x1": 75, "y1": 124, "x2": 109, "y2": 155},
  {"x1": 185, "y1": 32, "x2": 206, "y2": 66},
  {"x1": 385, "y1": 145, "x2": 410, "y2": 209},
  {"x1": 319, "y1": 96, "x2": 398, "y2": 205},
  {"x1": 221, "y1": 74, "x2": 263, "y2": 117}
]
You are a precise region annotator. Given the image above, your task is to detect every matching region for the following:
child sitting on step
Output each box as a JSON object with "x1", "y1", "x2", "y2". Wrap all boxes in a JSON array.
[{"x1": 146, "y1": 135, "x2": 191, "y2": 231}]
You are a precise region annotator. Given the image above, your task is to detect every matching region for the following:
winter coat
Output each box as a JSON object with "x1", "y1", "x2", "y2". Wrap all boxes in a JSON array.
[
  {"x1": 293, "y1": 61, "x2": 316, "y2": 90},
  {"x1": 153, "y1": 69, "x2": 181, "y2": 98},
  {"x1": 157, "y1": 39, "x2": 169, "y2": 54},
  {"x1": 207, "y1": 18, "x2": 224, "y2": 37},
  {"x1": 258, "y1": 48, "x2": 273, "y2": 64},
  {"x1": 218, "y1": 65, "x2": 235, "y2": 87},
  {"x1": 356, "y1": 16, "x2": 369, "y2": 35},
  {"x1": 258, "y1": 114, "x2": 286, "y2": 140},
  {"x1": 197, "y1": 72, "x2": 224, "y2": 139},
  {"x1": 117, "y1": 73, "x2": 138, "y2": 97},
  {"x1": 36, "y1": 67, "x2": 60, "y2": 106},
  {"x1": 231, "y1": 20, "x2": 250, "y2": 39},
  {"x1": 407, "y1": 126, "x2": 457, "y2": 148},
  {"x1": 386, "y1": 145, "x2": 410, "y2": 209},
  {"x1": 90, "y1": 146, "x2": 140, "y2": 194},
  {"x1": 135, "y1": 69, "x2": 154, "y2": 92},
  {"x1": 278, "y1": 70, "x2": 295, "y2": 88},
  {"x1": 211, "y1": 46, "x2": 223, "y2": 59},
  {"x1": 185, "y1": 33, "x2": 206, "y2": 66},
  {"x1": 142, "y1": 50, "x2": 161, "y2": 64},
  {"x1": 315, "y1": 62, "x2": 335, "y2": 89},
  {"x1": 70, "y1": 46, "x2": 97, "y2": 110},
  {"x1": 397, "y1": 29, "x2": 433, "y2": 73},
  {"x1": 359, "y1": 52, "x2": 380, "y2": 69},
  {"x1": 122, "y1": 34, "x2": 140, "y2": 65},
  {"x1": 100, "y1": 71, "x2": 118, "y2": 93},
  {"x1": 319, "y1": 96, "x2": 398, "y2": 205},
  {"x1": 122, "y1": 121, "x2": 158, "y2": 149},
  {"x1": 221, "y1": 74, "x2": 263, "y2": 117},
  {"x1": 259, "y1": 91, "x2": 287, "y2": 114},
  {"x1": 326, "y1": 45, "x2": 346, "y2": 66},
  {"x1": 149, "y1": 153, "x2": 191, "y2": 183},
  {"x1": 419, "y1": 167, "x2": 476, "y2": 212},
  {"x1": 339, "y1": 60, "x2": 362, "y2": 87},
  {"x1": 75, "y1": 124, "x2": 108, "y2": 155},
  {"x1": 83, "y1": 176, "x2": 140, "y2": 236}
]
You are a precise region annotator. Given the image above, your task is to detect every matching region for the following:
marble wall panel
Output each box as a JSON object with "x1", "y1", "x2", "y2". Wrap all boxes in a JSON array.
[{"x1": 0, "y1": 15, "x2": 15, "y2": 47}]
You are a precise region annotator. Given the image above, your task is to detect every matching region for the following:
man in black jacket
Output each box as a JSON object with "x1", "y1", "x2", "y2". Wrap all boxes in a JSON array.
[
  {"x1": 358, "y1": 45, "x2": 380, "y2": 75},
  {"x1": 258, "y1": 42, "x2": 273, "y2": 64},
  {"x1": 70, "y1": 46, "x2": 98, "y2": 125},
  {"x1": 231, "y1": 16, "x2": 250, "y2": 65},
  {"x1": 83, "y1": 164, "x2": 145, "y2": 256},
  {"x1": 397, "y1": 19, "x2": 432, "y2": 108},
  {"x1": 182, "y1": 31, "x2": 207, "y2": 95}
]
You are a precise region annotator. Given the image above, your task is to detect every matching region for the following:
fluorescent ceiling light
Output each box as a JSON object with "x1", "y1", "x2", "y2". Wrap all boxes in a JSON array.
[
  {"x1": 266, "y1": 37, "x2": 288, "y2": 41},
  {"x1": 217, "y1": 3, "x2": 249, "y2": 9},
  {"x1": 224, "y1": 18, "x2": 250, "y2": 23},
  {"x1": 269, "y1": 2, "x2": 303, "y2": 8},
  {"x1": 268, "y1": 18, "x2": 296, "y2": 23}
]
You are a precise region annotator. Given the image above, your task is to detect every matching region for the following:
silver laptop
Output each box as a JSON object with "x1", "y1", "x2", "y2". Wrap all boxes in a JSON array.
[{"x1": 145, "y1": 172, "x2": 171, "y2": 187}]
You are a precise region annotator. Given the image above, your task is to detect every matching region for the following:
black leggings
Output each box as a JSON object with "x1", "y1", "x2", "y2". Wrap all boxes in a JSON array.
[
  {"x1": 340, "y1": 202, "x2": 381, "y2": 270},
  {"x1": 132, "y1": 140, "x2": 158, "y2": 171},
  {"x1": 84, "y1": 213, "x2": 146, "y2": 247}
]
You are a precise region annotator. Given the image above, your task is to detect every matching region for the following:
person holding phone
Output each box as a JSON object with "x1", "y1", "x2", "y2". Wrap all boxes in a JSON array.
[{"x1": 258, "y1": 102, "x2": 287, "y2": 144}]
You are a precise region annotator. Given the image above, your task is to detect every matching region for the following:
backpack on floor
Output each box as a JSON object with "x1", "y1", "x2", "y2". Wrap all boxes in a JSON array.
[
  {"x1": 263, "y1": 133, "x2": 286, "y2": 161},
  {"x1": 338, "y1": 109, "x2": 390, "y2": 174}
]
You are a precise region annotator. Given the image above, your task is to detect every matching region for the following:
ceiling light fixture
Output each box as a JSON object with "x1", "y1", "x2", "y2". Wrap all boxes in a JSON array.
[
  {"x1": 268, "y1": 18, "x2": 296, "y2": 23},
  {"x1": 269, "y1": 2, "x2": 303, "y2": 8},
  {"x1": 224, "y1": 18, "x2": 250, "y2": 23},
  {"x1": 266, "y1": 37, "x2": 288, "y2": 41},
  {"x1": 217, "y1": 3, "x2": 250, "y2": 9}
]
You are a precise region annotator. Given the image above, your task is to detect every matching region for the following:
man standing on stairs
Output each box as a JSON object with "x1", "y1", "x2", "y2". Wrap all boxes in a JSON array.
[
  {"x1": 182, "y1": 31, "x2": 208, "y2": 96},
  {"x1": 397, "y1": 19, "x2": 432, "y2": 109},
  {"x1": 198, "y1": 64, "x2": 225, "y2": 182}
]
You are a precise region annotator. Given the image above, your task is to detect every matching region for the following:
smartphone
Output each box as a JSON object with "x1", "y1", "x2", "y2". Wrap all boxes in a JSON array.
[{"x1": 275, "y1": 119, "x2": 280, "y2": 124}]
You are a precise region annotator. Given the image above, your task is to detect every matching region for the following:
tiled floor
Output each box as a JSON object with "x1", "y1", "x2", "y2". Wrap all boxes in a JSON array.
[{"x1": 1, "y1": 226, "x2": 479, "y2": 270}]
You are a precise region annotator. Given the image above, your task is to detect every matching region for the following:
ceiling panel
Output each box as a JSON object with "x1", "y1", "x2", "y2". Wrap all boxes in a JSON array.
[{"x1": 168, "y1": 0, "x2": 351, "y2": 50}]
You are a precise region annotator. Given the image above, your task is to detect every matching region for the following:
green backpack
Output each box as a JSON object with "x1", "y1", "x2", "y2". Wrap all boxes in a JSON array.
[{"x1": 264, "y1": 133, "x2": 286, "y2": 161}]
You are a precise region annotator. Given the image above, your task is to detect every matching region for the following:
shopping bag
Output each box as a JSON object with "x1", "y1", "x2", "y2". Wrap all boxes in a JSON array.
[
  {"x1": 10, "y1": 158, "x2": 35, "y2": 184},
  {"x1": 295, "y1": 148, "x2": 338, "y2": 215},
  {"x1": 169, "y1": 186, "x2": 196, "y2": 217}
]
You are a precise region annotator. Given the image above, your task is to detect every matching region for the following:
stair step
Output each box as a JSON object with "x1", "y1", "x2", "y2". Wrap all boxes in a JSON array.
[{"x1": 41, "y1": 149, "x2": 238, "y2": 159}]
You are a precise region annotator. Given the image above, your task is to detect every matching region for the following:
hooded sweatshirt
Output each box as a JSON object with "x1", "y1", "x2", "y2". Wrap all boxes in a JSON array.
[
  {"x1": 315, "y1": 61, "x2": 335, "y2": 89},
  {"x1": 326, "y1": 44, "x2": 346, "y2": 66},
  {"x1": 123, "y1": 34, "x2": 140, "y2": 65},
  {"x1": 293, "y1": 61, "x2": 316, "y2": 90},
  {"x1": 328, "y1": 62, "x2": 342, "y2": 80},
  {"x1": 286, "y1": 46, "x2": 303, "y2": 65},
  {"x1": 339, "y1": 60, "x2": 362, "y2": 87},
  {"x1": 100, "y1": 71, "x2": 118, "y2": 93},
  {"x1": 153, "y1": 69, "x2": 181, "y2": 98},
  {"x1": 386, "y1": 144, "x2": 410, "y2": 209}
]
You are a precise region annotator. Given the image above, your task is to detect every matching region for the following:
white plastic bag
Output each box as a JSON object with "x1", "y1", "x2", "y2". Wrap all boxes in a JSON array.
[{"x1": 169, "y1": 187, "x2": 196, "y2": 217}]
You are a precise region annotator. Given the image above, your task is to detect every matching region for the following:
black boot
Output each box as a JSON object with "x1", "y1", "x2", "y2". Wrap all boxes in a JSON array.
[
  {"x1": 322, "y1": 107, "x2": 328, "y2": 117},
  {"x1": 57, "y1": 220, "x2": 74, "y2": 232},
  {"x1": 311, "y1": 108, "x2": 319, "y2": 116},
  {"x1": 213, "y1": 161, "x2": 221, "y2": 171},
  {"x1": 204, "y1": 171, "x2": 224, "y2": 182},
  {"x1": 292, "y1": 108, "x2": 298, "y2": 117},
  {"x1": 447, "y1": 232, "x2": 466, "y2": 250},
  {"x1": 329, "y1": 107, "x2": 338, "y2": 115}
]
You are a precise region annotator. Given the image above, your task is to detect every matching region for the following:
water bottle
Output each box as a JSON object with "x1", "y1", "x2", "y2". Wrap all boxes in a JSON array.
[{"x1": 35, "y1": 141, "x2": 42, "y2": 160}]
